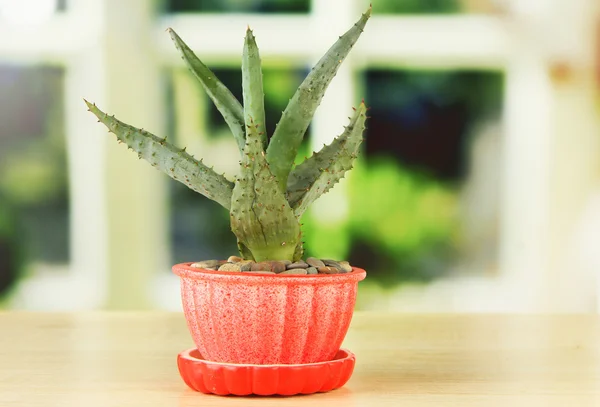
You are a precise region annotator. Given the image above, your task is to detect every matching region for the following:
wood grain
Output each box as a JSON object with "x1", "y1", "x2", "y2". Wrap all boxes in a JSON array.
[{"x1": 0, "y1": 312, "x2": 599, "y2": 406}]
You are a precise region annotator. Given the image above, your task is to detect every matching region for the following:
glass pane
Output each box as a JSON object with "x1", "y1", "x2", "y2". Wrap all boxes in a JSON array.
[
  {"x1": 167, "y1": 66, "x2": 308, "y2": 265},
  {"x1": 370, "y1": 0, "x2": 502, "y2": 14},
  {"x1": 167, "y1": 0, "x2": 309, "y2": 13},
  {"x1": 0, "y1": 65, "x2": 69, "y2": 299},
  {"x1": 362, "y1": 69, "x2": 503, "y2": 283}
]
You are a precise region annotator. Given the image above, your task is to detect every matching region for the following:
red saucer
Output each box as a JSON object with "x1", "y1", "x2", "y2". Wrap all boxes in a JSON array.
[{"x1": 177, "y1": 348, "x2": 356, "y2": 396}]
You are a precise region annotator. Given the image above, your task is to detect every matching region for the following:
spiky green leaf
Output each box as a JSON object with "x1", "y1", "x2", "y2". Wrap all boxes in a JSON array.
[
  {"x1": 167, "y1": 28, "x2": 246, "y2": 153},
  {"x1": 230, "y1": 120, "x2": 300, "y2": 261},
  {"x1": 242, "y1": 28, "x2": 267, "y2": 148},
  {"x1": 288, "y1": 102, "x2": 367, "y2": 217},
  {"x1": 85, "y1": 100, "x2": 233, "y2": 209},
  {"x1": 265, "y1": 6, "x2": 371, "y2": 191}
]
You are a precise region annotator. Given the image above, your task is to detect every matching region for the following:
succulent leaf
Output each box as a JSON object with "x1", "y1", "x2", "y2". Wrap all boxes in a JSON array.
[
  {"x1": 242, "y1": 28, "x2": 267, "y2": 148},
  {"x1": 265, "y1": 6, "x2": 371, "y2": 192},
  {"x1": 167, "y1": 28, "x2": 246, "y2": 154},
  {"x1": 288, "y1": 102, "x2": 367, "y2": 217},
  {"x1": 85, "y1": 100, "x2": 234, "y2": 210},
  {"x1": 230, "y1": 119, "x2": 300, "y2": 261}
]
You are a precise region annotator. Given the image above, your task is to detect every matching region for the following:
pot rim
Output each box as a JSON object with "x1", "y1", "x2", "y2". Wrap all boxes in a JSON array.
[{"x1": 172, "y1": 262, "x2": 366, "y2": 284}]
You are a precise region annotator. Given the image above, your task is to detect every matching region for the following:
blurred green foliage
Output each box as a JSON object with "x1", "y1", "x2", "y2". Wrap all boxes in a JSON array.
[
  {"x1": 0, "y1": 132, "x2": 67, "y2": 205},
  {"x1": 370, "y1": 0, "x2": 460, "y2": 14},
  {"x1": 349, "y1": 157, "x2": 457, "y2": 254},
  {"x1": 0, "y1": 66, "x2": 69, "y2": 299},
  {"x1": 166, "y1": 0, "x2": 309, "y2": 13}
]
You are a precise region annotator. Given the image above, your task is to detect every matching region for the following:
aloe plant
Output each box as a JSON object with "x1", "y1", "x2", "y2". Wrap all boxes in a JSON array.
[{"x1": 85, "y1": 7, "x2": 371, "y2": 262}]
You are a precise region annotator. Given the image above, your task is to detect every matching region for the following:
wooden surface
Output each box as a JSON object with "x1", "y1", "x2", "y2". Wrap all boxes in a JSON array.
[{"x1": 1, "y1": 313, "x2": 599, "y2": 406}]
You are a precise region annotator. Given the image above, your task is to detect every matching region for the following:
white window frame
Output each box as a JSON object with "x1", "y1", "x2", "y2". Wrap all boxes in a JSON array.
[{"x1": 3, "y1": 0, "x2": 599, "y2": 312}]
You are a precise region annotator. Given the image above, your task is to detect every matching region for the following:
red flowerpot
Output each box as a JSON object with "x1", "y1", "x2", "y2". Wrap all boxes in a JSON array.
[{"x1": 172, "y1": 263, "x2": 366, "y2": 365}]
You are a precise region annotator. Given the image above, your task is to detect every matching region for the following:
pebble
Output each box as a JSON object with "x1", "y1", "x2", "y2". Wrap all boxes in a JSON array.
[
  {"x1": 218, "y1": 263, "x2": 242, "y2": 272},
  {"x1": 239, "y1": 260, "x2": 254, "y2": 272},
  {"x1": 306, "y1": 257, "x2": 325, "y2": 268},
  {"x1": 317, "y1": 266, "x2": 338, "y2": 274},
  {"x1": 287, "y1": 261, "x2": 308, "y2": 269},
  {"x1": 338, "y1": 261, "x2": 353, "y2": 273},
  {"x1": 280, "y1": 268, "x2": 308, "y2": 275},
  {"x1": 251, "y1": 262, "x2": 273, "y2": 272},
  {"x1": 282, "y1": 260, "x2": 292, "y2": 266},
  {"x1": 227, "y1": 255, "x2": 243, "y2": 263},
  {"x1": 268, "y1": 261, "x2": 287, "y2": 274},
  {"x1": 307, "y1": 267, "x2": 318, "y2": 275},
  {"x1": 191, "y1": 260, "x2": 223, "y2": 269},
  {"x1": 322, "y1": 259, "x2": 343, "y2": 271}
]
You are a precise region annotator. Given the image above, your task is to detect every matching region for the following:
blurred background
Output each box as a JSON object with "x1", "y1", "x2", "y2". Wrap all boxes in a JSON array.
[{"x1": 0, "y1": 0, "x2": 599, "y2": 312}]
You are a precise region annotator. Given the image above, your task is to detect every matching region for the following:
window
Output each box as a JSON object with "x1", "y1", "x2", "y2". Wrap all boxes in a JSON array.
[{"x1": 4, "y1": 0, "x2": 597, "y2": 312}]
